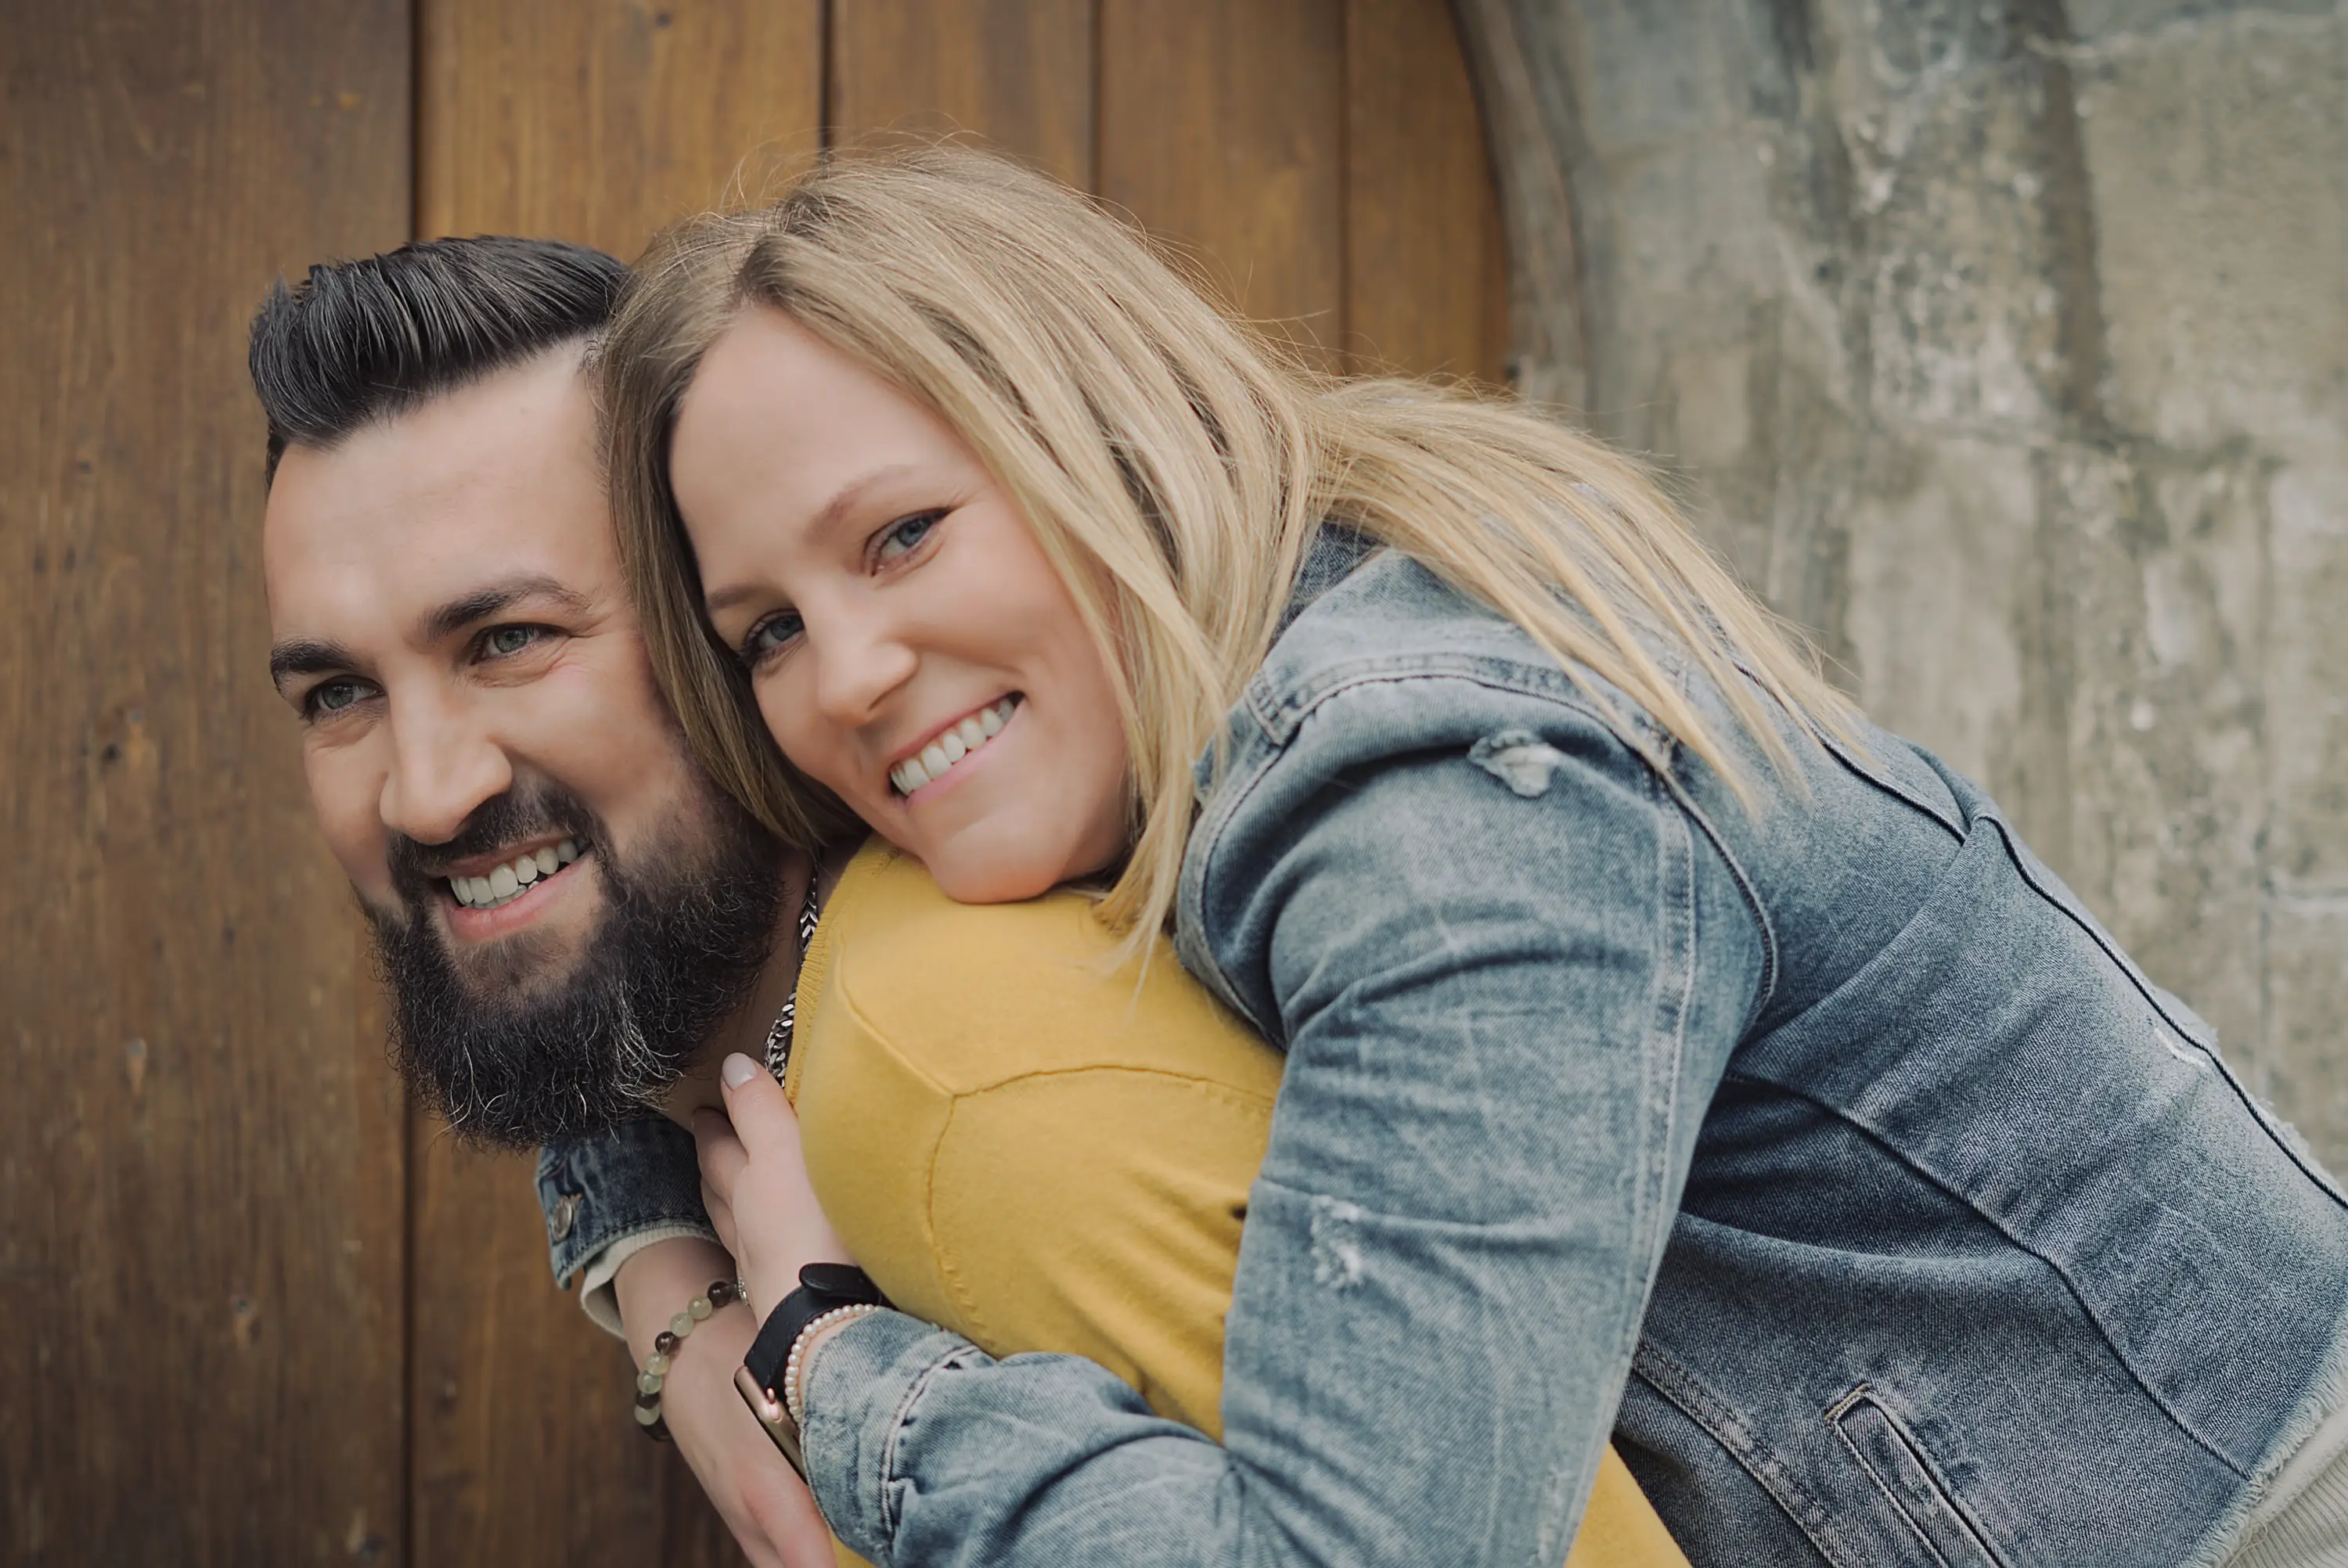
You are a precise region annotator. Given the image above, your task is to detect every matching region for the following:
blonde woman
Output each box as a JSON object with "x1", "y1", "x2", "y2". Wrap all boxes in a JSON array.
[{"x1": 608, "y1": 148, "x2": 2348, "y2": 1567}]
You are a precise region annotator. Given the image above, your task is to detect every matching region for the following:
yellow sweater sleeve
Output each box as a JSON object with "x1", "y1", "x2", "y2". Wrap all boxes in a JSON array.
[{"x1": 790, "y1": 841, "x2": 1688, "y2": 1568}]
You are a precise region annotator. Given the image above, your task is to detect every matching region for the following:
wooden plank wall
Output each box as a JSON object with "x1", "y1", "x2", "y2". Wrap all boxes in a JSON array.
[
  {"x1": 2, "y1": 2, "x2": 414, "y2": 1564},
  {"x1": 5, "y1": 4, "x2": 1502, "y2": 1563}
]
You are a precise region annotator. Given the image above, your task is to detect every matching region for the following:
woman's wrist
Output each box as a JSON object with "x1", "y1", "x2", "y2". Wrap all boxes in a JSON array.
[
  {"x1": 743, "y1": 1239, "x2": 855, "y2": 1325},
  {"x1": 783, "y1": 1307, "x2": 882, "y2": 1426}
]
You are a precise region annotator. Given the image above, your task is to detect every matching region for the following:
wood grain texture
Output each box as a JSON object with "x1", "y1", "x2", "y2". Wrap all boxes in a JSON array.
[
  {"x1": 0, "y1": 0, "x2": 412, "y2": 1563},
  {"x1": 831, "y1": 0, "x2": 1096, "y2": 188},
  {"x1": 1344, "y1": 0, "x2": 1509, "y2": 384},
  {"x1": 3, "y1": 6, "x2": 1509, "y2": 1563},
  {"x1": 411, "y1": 3, "x2": 818, "y2": 1563},
  {"x1": 1098, "y1": 0, "x2": 1348, "y2": 363},
  {"x1": 417, "y1": 0, "x2": 825, "y2": 257},
  {"x1": 406, "y1": 1135, "x2": 670, "y2": 1563}
]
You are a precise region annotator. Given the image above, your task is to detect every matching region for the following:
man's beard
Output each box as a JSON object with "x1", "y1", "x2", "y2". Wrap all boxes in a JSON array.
[{"x1": 366, "y1": 777, "x2": 788, "y2": 1149}]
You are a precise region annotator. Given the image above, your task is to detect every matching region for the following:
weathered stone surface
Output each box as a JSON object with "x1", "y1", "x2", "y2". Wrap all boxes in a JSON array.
[
  {"x1": 1842, "y1": 435, "x2": 2044, "y2": 790},
  {"x1": 2267, "y1": 900, "x2": 2348, "y2": 1153},
  {"x1": 2080, "y1": 12, "x2": 2345, "y2": 454},
  {"x1": 2067, "y1": 0, "x2": 2335, "y2": 45},
  {"x1": 2270, "y1": 462, "x2": 2348, "y2": 890},
  {"x1": 2042, "y1": 437, "x2": 2272, "y2": 1049},
  {"x1": 1464, "y1": 0, "x2": 2348, "y2": 1156}
]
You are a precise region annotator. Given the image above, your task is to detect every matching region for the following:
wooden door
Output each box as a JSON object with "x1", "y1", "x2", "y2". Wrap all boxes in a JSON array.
[{"x1": 6, "y1": 5, "x2": 1503, "y2": 1564}]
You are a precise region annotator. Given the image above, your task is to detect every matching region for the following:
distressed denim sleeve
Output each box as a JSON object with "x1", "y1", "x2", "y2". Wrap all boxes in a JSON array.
[
  {"x1": 798, "y1": 680, "x2": 1766, "y2": 1566},
  {"x1": 535, "y1": 1114, "x2": 717, "y2": 1290}
]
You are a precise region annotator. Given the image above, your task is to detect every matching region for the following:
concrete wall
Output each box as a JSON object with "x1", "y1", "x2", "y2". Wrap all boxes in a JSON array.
[{"x1": 1460, "y1": 1, "x2": 2348, "y2": 1154}]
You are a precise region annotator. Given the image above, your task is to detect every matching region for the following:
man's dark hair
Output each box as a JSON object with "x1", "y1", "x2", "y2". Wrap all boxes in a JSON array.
[{"x1": 247, "y1": 235, "x2": 628, "y2": 480}]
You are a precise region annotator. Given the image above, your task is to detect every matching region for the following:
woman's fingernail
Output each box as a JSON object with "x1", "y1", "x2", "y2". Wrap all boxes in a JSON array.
[{"x1": 721, "y1": 1053, "x2": 760, "y2": 1089}]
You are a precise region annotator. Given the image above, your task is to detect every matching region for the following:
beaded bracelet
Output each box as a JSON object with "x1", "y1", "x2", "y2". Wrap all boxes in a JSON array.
[
  {"x1": 781, "y1": 1301, "x2": 888, "y2": 1428},
  {"x1": 632, "y1": 1278, "x2": 741, "y2": 1440}
]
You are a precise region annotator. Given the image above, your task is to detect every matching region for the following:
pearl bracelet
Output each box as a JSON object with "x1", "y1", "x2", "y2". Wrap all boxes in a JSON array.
[
  {"x1": 781, "y1": 1302, "x2": 887, "y2": 1427},
  {"x1": 632, "y1": 1277, "x2": 741, "y2": 1440}
]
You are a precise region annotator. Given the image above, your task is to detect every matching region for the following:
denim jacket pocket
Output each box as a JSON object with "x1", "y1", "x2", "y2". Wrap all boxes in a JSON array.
[{"x1": 1828, "y1": 1386, "x2": 2004, "y2": 1568}]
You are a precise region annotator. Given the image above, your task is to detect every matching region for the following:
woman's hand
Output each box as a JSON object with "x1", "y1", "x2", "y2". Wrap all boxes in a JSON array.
[
  {"x1": 612, "y1": 1235, "x2": 836, "y2": 1568},
  {"x1": 695, "y1": 1052, "x2": 855, "y2": 1322}
]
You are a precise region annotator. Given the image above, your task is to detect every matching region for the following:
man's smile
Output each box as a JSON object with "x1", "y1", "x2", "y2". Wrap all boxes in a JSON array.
[
  {"x1": 445, "y1": 835, "x2": 586, "y2": 909},
  {"x1": 438, "y1": 838, "x2": 594, "y2": 940}
]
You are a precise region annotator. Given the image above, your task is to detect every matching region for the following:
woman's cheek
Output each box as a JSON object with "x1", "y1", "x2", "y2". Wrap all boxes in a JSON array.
[{"x1": 758, "y1": 689, "x2": 837, "y2": 797}]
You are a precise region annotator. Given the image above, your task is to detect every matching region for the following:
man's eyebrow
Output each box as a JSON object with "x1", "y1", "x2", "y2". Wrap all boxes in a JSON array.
[
  {"x1": 704, "y1": 464, "x2": 916, "y2": 616},
  {"x1": 416, "y1": 574, "x2": 594, "y2": 645},
  {"x1": 268, "y1": 638, "x2": 358, "y2": 692}
]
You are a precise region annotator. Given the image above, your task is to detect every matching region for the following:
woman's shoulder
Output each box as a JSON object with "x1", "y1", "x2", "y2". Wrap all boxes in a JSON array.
[
  {"x1": 820, "y1": 840, "x2": 1279, "y2": 1101},
  {"x1": 1246, "y1": 547, "x2": 1684, "y2": 757}
]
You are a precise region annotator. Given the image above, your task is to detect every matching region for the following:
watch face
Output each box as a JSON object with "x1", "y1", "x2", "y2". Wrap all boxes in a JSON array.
[
  {"x1": 734, "y1": 1364, "x2": 805, "y2": 1477},
  {"x1": 800, "y1": 1261, "x2": 880, "y2": 1301}
]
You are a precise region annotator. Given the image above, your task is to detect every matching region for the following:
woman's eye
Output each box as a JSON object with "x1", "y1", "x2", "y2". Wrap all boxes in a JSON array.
[
  {"x1": 875, "y1": 510, "x2": 942, "y2": 564},
  {"x1": 483, "y1": 625, "x2": 540, "y2": 658},
  {"x1": 306, "y1": 678, "x2": 370, "y2": 717},
  {"x1": 742, "y1": 610, "x2": 805, "y2": 666}
]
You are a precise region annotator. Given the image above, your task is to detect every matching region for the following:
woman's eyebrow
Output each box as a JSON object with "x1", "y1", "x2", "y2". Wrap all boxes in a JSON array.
[
  {"x1": 704, "y1": 463, "x2": 923, "y2": 616},
  {"x1": 704, "y1": 580, "x2": 766, "y2": 616},
  {"x1": 812, "y1": 462, "x2": 918, "y2": 537}
]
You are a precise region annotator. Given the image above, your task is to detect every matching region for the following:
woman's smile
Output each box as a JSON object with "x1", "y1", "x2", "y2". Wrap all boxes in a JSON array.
[{"x1": 887, "y1": 694, "x2": 1021, "y2": 799}]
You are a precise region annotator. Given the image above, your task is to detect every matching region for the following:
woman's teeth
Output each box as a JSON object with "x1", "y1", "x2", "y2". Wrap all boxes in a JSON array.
[
  {"x1": 891, "y1": 697, "x2": 1019, "y2": 797},
  {"x1": 451, "y1": 839, "x2": 582, "y2": 910}
]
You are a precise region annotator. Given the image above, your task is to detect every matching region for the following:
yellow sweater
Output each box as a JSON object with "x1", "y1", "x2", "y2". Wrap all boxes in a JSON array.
[{"x1": 787, "y1": 840, "x2": 1687, "y2": 1568}]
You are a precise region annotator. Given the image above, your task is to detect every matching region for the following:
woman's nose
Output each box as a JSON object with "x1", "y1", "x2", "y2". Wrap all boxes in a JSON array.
[
  {"x1": 377, "y1": 695, "x2": 514, "y2": 847},
  {"x1": 806, "y1": 609, "x2": 920, "y2": 729}
]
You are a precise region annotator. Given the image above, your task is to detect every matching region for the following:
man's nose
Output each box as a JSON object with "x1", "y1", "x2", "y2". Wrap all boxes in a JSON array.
[
  {"x1": 377, "y1": 694, "x2": 513, "y2": 847},
  {"x1": 806, "y1": 604, "x2": 920, "y2": 729}
]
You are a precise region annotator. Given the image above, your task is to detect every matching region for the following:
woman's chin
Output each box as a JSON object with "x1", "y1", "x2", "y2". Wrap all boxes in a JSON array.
[
  {"x1": 900, "y1": 833, "x2": 1077, "y2": 907},
  {"x1": 931, "y1": 861, "x2": 1063, "y2": 907}
]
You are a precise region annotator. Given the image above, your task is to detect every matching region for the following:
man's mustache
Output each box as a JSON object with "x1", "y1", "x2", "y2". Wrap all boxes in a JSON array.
[{"x1": 384, "y1": 784, "x2": 601, "y2": 895}]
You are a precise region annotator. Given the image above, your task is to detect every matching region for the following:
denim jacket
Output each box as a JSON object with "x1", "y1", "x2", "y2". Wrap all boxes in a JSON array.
[
  {"x1": 546, "y1": 538, "x2": 2348, "y2": 1566},
  {"x1": 535, "y1": 1113, "x2": 712, "y2": 1293}
]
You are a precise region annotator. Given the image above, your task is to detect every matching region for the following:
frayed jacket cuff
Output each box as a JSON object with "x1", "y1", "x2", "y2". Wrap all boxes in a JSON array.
[{"x1": 535, "y1": 1115, "x2": 714, "y2": 1288}]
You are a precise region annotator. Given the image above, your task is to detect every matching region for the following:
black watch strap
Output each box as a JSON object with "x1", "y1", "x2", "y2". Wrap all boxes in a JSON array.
[{"x1": 744, "y1": 1262, "x2": 888, "y2": 1397}]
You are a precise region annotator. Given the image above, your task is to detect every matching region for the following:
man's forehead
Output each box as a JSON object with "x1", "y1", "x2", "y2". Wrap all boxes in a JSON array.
[{"x1": 264, "y1": 355, "x2": 612, "y2": 636}]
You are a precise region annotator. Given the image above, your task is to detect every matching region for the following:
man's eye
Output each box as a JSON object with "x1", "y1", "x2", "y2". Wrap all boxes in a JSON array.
[
  {"x1": 741, "y1": 610, "x2": 805, "y2": 667},
  {"x1": 875, "y1": 510, "x2": 942, "y2": 564},
  {"x1": 483, "y1": 625, "x2": 541, "y2": 657},
  {"x1": 306, "y1": 678, "x2": 370, "y2": 717}
]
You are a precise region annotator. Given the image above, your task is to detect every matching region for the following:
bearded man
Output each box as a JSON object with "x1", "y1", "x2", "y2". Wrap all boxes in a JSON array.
[{"x1": 250, "y1": 236, "x2": 827, "y2": 1567}]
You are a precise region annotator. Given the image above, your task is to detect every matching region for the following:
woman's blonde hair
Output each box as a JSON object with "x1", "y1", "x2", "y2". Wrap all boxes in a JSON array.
[{"x1": 601, "y1": 145, "x2": 1853, "y2": 942}]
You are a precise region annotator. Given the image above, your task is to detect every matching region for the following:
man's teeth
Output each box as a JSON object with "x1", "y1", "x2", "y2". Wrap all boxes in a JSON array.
[
  {"x1": 891, "y1": 697, "x2": 1019, "y2": 797},
  {"x1": 451, "y1": 839, "x2": 582, "y2": 909}
]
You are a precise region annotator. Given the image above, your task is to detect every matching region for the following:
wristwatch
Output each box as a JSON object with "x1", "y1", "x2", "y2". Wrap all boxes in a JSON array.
[{"x1": 734, "y1": 1262, "x2": 888, "y2": 1473}]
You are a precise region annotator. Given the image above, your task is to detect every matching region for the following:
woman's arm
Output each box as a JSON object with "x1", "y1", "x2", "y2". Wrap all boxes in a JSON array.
[
  {"x1": 726, "y1": 685, "x2": 1766, "y2": 1566},
  {"x1": 538, "y1": 1121, "x2": 840, "y2": 1566},
  {"x1": 612, "y1": 1236, "x2": 842, "y2": 1568}
]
